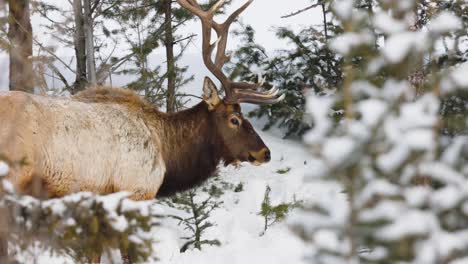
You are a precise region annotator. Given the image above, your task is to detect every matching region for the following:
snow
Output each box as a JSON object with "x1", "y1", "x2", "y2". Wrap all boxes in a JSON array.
[
  {"x1": 304, "y1": 94, "x2": 334, "y2": 144},
  {"x1": 441, "y1": 136, "x2": 467, "y2": 166},
  {"x1": 330, "y1": 32, "x2": 374, "y2": 55},
  {"x1": 383, "y1": 31, "x2": 428, "y2": 63},
  {"x1": 112, "y1": 216, "x2": 129, "y2": 232},
  {"x1": 383, "y1": 93, "x2": 439, "y2": 152},
  {"x1": 419, "y1": 162, "x2": 465, "y2": 186},
  {"x1": 398, "y1": 94, "x2": 439, "y2": 130},
  {"x1": 332, "y1": 0, "x2": 354, "y2": 20},
  {"x1": 431, "y1": 186, "x2": 464, "y2": 211},
  {"x1": 404, "y1": 187, "x2": 431, "y2": 207},
  {"x1": 360, "y1": 200, "x2": 406, "y2": 222},
  {"x1": 358, "y1": 180, "x2": 400, "y2": 207},
  {"x1": 417, "y1": 231, "x2": 468, "y2": 263},
  {"x1": 162, "y1": 225, "x2": 305, "y2": 264},
  {"x1": 44, "y1": 199, "x2": 67, "y2": 216},
  {"x1": 403, "y1": 129, "x2": 435, "y2": 150},
  {"x1": 13, "y1": 130, "x2": 342, "y2": 264},
  {"x1": 367, "y1": 57, "x2": 385, "y2": 75},
  {"x1": 322, "y1": 137, "x2": 355, "y2": 167},
  {"x1": 382, "y1": 79, "x2": 413, "y2": 100},
  {"x1": 377, "y1": 144, "x2": 410, "y2": 173},
  {"x1": 350, "y1": 81, "x2": 379, "y2": 98},
  {"x1": 357, "y1": 99, "x2": 387, "y2": 127},
  {"x1": 440, "y1": 62, "x2": 468, "y2": 93},
  {"x1": 428, "y1": 12, "x2": 462, "y2": 34},
  {"x1": 435, "y1": 232, "x2": 468, "y2": 260},
  {"x1": 96, "y1": 192, "x2": 131, "y2": 212},
  {"x1": 374, "y1": 12, "x2": 407, "y2": 34},
  {"x1": 0, "y1": 160, "x2": 9, "y2": 177},
  {"x1": 65, "y1": 218, "x2": 77, "y2": 227},
  {"x1": 2, "y1": 1, "x2": 465, "y2": 261},
  {"x1": 452, "y1": 257, "x2": 468, "y2": 264},
  {"x1": 153, "y1": 132, "x2": 321, "y2": 264},
  {"x1": 314, "y1": 229, "x2": 342, "y2": 253},
  {"x1": 2, "y1": 180, "x2": 15, "y2": 194},
  {"x1": 450, "y1": 62, "x2": 468, "y2": 88},
  {"x1": 376, "y1": 210, "x2": 436, "y2": 241}
]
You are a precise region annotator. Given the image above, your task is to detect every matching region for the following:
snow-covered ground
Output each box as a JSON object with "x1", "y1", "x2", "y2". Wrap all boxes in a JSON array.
[
  {"x1": 23, "y1": 129, "x2": 345, "y2": 264},
  {"x1": 154, "y1": 132, "x2": 334, "y2": 264}
]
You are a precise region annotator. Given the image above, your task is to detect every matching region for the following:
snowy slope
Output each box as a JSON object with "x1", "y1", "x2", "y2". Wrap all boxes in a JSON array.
[
  {"x1": 148, "y1": 131, "x2": 344, "y2": 264},
  {"x1": 23, "y1": 130, "x2": 346, "y2": 264},
  {"x1": 155, "y1": 133, "x2": 313, "y2": 264}
]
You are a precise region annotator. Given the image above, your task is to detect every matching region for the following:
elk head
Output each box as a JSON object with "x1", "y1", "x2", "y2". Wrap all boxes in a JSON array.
[{"x1": 177, "y1": 0, "x2": 284, "y2": 165}]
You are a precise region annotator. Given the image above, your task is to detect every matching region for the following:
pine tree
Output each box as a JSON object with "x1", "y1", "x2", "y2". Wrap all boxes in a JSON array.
[
  {"x1": 0, "y1": 162, "x2": 162, "y2": 262},
  {"x1": 291, "y1": 0, "x2": 468, "y2": 263},
  {"x1": 167, "y1": 190, "x2": 222, "y2": 252},
  {"x1": 102, "y1": 0, "x2": 198, "y2": 109},
  {"x1": 259, "y1": 185, "x2": 301, "y2": 235},
  {"x1": 229, "y1": 1, "x2": 343, "y2": 138},
  {"x1": 162, "y1": 175, "x2": 243, "y2": 252}
]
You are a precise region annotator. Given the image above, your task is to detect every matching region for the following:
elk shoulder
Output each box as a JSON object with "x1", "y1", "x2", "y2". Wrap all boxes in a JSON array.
[{"x1": 0, "y1": 87, "x2": 165, "y2": 199}]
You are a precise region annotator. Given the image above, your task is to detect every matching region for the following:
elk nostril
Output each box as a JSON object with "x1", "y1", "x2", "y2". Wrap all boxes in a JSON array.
[
  {"x1": 248, "y1": 154, "x2": 257, "y2": 162},
  {"x1": 264, "y1": 150, "x2": 271, "y2": 162}
]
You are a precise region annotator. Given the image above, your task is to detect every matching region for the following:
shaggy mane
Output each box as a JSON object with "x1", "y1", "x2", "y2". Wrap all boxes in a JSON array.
[
  {"x1": 74, "y1": 86, "x2": 227, "y2": 197},
  {"x1": 74, "y1": 86, "x2": 156, "y2": 110}
]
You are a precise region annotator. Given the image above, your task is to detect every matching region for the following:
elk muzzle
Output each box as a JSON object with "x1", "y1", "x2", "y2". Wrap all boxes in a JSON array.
[{"x1": 248, "y1": 148, "x2": 271, "y2": 165}]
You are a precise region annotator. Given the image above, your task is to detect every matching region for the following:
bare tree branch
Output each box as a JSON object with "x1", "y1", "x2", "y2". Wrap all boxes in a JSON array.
[{"x1": 281, "y1": 3, "x2": 320, "y2": 19}]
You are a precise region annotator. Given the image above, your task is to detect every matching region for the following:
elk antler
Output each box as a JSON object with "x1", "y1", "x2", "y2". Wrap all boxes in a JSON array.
[{"x1": 176, "y1": 0, "x2": 284, "y2": 105}]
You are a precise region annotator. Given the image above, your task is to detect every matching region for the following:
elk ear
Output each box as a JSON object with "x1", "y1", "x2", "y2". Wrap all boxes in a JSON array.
[{"x1": 203, "y1": 77, "x2": 221, "y2": 110}]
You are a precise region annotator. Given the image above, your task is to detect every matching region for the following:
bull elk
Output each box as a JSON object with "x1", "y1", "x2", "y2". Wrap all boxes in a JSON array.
[{"x1": 0, "y1": 0, "x2": 283, "y2": 262}]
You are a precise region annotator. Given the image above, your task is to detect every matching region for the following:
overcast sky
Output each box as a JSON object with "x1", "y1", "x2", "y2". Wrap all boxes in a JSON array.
[
  {"x1": 31, "y1": 0, "x2": 322, "y2": 55},
  {"x1": 178, "y1": 0, "x2": 322, "y2": 53},
  {"x1": 1, "y1": 0, "x2": 323, "y2": 91}
]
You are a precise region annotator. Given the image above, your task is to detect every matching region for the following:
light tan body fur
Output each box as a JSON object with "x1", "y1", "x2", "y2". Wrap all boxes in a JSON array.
[{"x1": 0, "y1": 88, "x2": 166, "y2": 199}]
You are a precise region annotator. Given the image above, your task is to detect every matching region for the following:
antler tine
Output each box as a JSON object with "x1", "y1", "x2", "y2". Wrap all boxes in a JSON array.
[
  {"x1": 235, "y1": 88, "x2": 279, "y2": 99},
  {"x1": 177, "y1": 0, "x2": 205, "y2": 18},
  {"x1": 176, "y1": 0, "x2": 232, "y2": 96},
  {"x1": 177, "y1": 0, "x2": 283, "y2": 105},
  {"x1": 238, "y1": 93, "x2": 286, "y2": 105},
  {"x1": 213, "y1": 0, "x2": 253, "y2": 68},
  {"x1": 230, "y1": 85, "x2": 284, "y2": 104},
  {"x1": 186, "y1": 0, "x2": 200, "y2": 8},
  {"x1": 209, "y1": 0, "x2": 226, "y2": 14}
]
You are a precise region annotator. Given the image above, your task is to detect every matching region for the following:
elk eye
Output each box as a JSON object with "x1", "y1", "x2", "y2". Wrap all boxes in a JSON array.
[{"x1": 230, "y1": 118, "x2": 239, "y2": 126}]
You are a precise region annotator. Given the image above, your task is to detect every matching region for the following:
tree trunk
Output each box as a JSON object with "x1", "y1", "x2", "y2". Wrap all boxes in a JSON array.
[
  {"x1": 0, "y1": 204, "x2": 9, "y2": 261},
  {"x1": 72, "y1": 0, "x2": 88, "y2": 94},
  {"x1": 0, "y1": 234, "x2": 7, "y2": 262},
  {"x1": 164, "y1": 0, "x2": 176, "y2": 113},
  {"x1": 7, "y1": 0, "x2": 33, "y2": 93},
  {"x1": 83, "y1": 0, "x2": 97, "y2": 85}
]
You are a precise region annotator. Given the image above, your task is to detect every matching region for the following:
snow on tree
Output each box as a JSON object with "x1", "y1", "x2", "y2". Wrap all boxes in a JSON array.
[
  {"x1": 0, "y1": 158, "x2": 162, "y2": 262},
  {"x1": 290, "y1": 0, "x2": 468, "y2": 263}
]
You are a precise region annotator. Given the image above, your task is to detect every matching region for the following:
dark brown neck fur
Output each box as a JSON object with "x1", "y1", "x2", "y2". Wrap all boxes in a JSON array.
[{"x1": 155, "y1": 102, "x2": 227, "y2": 197}]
